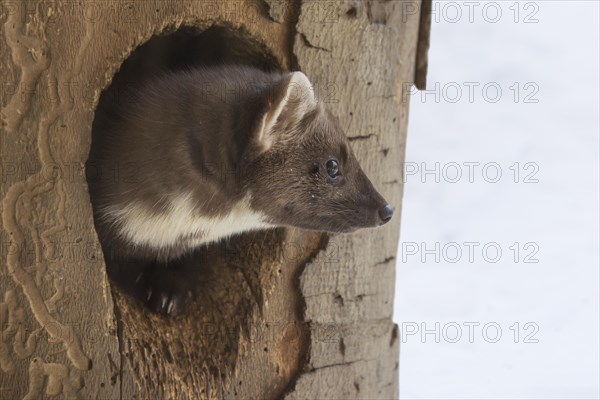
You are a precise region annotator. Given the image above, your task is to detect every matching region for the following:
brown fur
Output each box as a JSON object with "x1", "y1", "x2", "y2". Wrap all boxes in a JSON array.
[
  {"x1": 88, "y1": 66, "x2": 391, "y2": 260},
  {"x1": 87, "y1": 66, "x2": 392, "y2": 314}
]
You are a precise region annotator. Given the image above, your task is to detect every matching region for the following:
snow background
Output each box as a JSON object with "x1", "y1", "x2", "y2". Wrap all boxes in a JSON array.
[{"x1": 393, "y1": 1, "x2": 600, "y2": 399}]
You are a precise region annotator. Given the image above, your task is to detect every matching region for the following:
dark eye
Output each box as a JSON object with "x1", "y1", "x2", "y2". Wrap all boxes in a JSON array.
[{"x1": 325, "y1": 159, "x2": 339, "y2": 178}]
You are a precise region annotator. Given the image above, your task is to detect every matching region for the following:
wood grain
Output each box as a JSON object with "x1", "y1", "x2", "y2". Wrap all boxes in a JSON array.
[{"x1": 0, "y1": 1, "x2": 426, "y2": 398}]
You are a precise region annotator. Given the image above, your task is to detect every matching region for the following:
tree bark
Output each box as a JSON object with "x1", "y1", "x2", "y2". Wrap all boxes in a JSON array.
[{"x1": 0, "y1": 0, "x2": 425, "y2": 398}]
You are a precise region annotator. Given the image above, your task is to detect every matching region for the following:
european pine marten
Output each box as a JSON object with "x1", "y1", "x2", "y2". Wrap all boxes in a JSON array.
[{"x1": 87, "y1": 66, "x2": 393, "y2": 315}]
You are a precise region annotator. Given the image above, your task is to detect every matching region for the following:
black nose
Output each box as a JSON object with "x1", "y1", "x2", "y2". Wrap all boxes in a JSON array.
[{"x1": 378, "y1": 204, "x2": 394, "y2": 224}]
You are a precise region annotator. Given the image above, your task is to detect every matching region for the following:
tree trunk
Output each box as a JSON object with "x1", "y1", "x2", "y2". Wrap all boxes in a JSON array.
[{"x1": 0, "y1": 1, "x2": 426, "y2": 398}]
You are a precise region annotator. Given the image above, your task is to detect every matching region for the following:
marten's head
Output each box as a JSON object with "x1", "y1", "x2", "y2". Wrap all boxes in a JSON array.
[{"x1": 245, "y1": 72, "x2": 393, "y2": 233}]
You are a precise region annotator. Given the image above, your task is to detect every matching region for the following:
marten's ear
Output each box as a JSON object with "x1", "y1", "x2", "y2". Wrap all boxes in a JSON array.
[{"x1": 256, "y1": 72, "x2": 317, "y2": 152}]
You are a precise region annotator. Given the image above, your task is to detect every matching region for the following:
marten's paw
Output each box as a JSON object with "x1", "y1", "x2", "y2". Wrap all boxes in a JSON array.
[
  {"x1": 106, "y1": 256, "x2": 200, "y2": 316},
  {"x1": 135, "y1": 268, "x2": 195, "y2": 316}
]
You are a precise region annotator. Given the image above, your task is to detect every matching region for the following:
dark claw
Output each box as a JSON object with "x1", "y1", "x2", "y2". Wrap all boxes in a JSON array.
[
  {"x1": 106, "y1": 254, "x2": 200, "y2": 316},
  {"x1": 143, "y1": 282, "x2": 192, "y2": 316}
]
